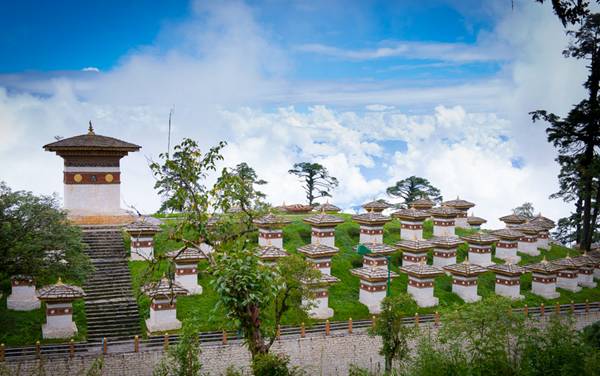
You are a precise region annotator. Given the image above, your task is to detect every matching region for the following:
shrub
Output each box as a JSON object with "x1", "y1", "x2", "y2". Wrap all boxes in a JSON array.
[{"x1": 251, "y1": 353, "x2": 305, "y2": 376}]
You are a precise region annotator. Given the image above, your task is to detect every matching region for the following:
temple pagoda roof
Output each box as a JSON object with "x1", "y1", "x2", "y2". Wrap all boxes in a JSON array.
[
  {"x1": 283, "y1": 204, "x2": 313, "y2": 213},
  {"x1": 443, "y1": 260, "x2": 487, "y2": 277},
  {"x1": 525, "y1": 258, "x2": 564, "y2": 274},
  {"x1": 43, "y1": 124, "x2": 141, "y2": 153},
  {"x1": 354, "y1": 243, "x2": 397, "y2": 255},
  {"x1": 491, "y1": 228, "x2": 524, "y2": 240},
  {"x1": 573, "y1": 253, "x2": 599, "y2": 267},
  {"x1": 429, "y1": 206, "x2": 461, "y2": 218},
  {"x1": 361, "y1": 199, "x2": 391, "y2": 212},
  {"x1": 302, "y1": 274, "x2": 340, "y2": 286},
  {"x1": 460, "y1": 232, "x2": 497, "y2": 245},
  {"x1": 37, "y1": 278, "x2": 85, "y2": 302},
  {"x1": 499, "y1": 214, "x2": 528, "y2": 224},
  {"x1": 303, "y1": 212, "x2": 344, "y2": 227},
  {"x1": 551, "y1": 255, "x2": 585, "y2": 269},
  {"x1": 442, "y1": 197, "x2": 475, "y2": 210},
  {"x1": 166, "y1": 246, "x2": 207, "y2": 262},
  {"x1": 396, "y1": 239, "x2": 434, "y2": 252},
  {"x1": 351, "y1": 266, "x2": 399, "y2": 282},
  {"x1": 528, "y1": 214, "x2": 556, "y2": 230},
  {"x1": 487, "y1": 262, "x2": 526, "y2": 276},
  {"x1": 430, "y1": 236, "x2": 464, "y2": 248},
  {"x1": 257, "y1": 245, "x2": 288, "y2": 260},
  {"x1": 409, "y1": 198, "x2": 435, "y2": 210},
  {"x1": 352, "y1": 211, "x2": 391, "y2": 225},
  {"x1": 142, "y1": 277, "x2": 188, "y2": 299},
  {"x1": 466, "y1": 215, "x2": 487, "y2": 225},
  {"x1": 297, "y1": 243, "x2": 339, "y2": 257},
  {"x1": 125, "y1": 216, "x2": 161, "y2": 234},
  {"x1": 392, "y1": 208, "x2": 430, "y2": 221},
  {"x1": 253, "y1": 213, "x2": 291, "y2": 228},
  {"x1": 314, "y1": 202, "x2": 341, "y2": 213},
  {"x1": 400, "y1": 262, "x2": 444, "y2": 278},
  {"x1": 514, "y1": 223, "x2": 544, "y2": 235}
]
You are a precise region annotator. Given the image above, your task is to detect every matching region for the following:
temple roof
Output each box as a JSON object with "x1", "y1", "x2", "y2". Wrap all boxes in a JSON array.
[
  {"x1": 528, "y1": 214, "x2": 556, "y2": 230},
  {"x1": 460, "y1": 232, "x2": 497, "y2": 245},
  {"x1": 166, "y1": 246, "x2": 208, "y2": 262},
  {"x1": 257, "y1": 245, "x2": 288, "y2": 260},
  {"x1": 351, "y1": 266, "x2": 399, "y2": 282},
  {"x1": 37, "y1": 279, "x2": 85, "y2": 302},
  {"x1": 442, "y1": 197, "x2": 475, "y2": 209},
  {"x1": 392, "y1": 208, "x2": 430, "y2": 221},
  {"x1": 354, "y1": 243, "x2": 397, "y2": 255},
  {"x1": 443, "y1": 260, "x2": 487, "y2": 276},
  {"x1": 429, "y1": 206, "x2": 461, "y2": 218},
  {"x1": 573, "y1": 253, "x2": 599, "y2": 267},
  {"x1": 487, "y1": 262, "x2": 526, "y2": 276},
  {"x1": 552, "y1": 255, "x2": 585, "y2": 269},
  {"x1": 302, "y1": 273, "x2": 340, "y2": 286},
  {"x1": 514, "y1": 223, "x2": 544, "y2": 235},
  {"x1": 409, "y1": 198, "x2": 435, "y2": 209},
  {"x1": 282, "y1": 204, "x2": 313, "y2": 213},
  {"x1": 525, "y1": 258, "x2": 564, "y2": 274},
  {"x1": 44, "y1": 124, "x2": 141, "y2": 152},
  {"x1": 125, "y1": 216, "x2": 161, "y2": 234},
  {"x1": 297, "y1": 243, "x2": 339, "y2": 257},
  {"x1": 466, "y1": 215, "x2": 487, "y2": 225},
  {"x1": 352, "y1": 211, "x2": 391, "y2": 225},
  {"x1": 430, "y1": 236, "x2": 464, "y2": 248},
  {"x1": 400, "y1": 262, "x2": 444, "y2": 277},
  {"x1": 396, "y1": 239, "x2": 434, "y2": 252},
  {"x1": 142, "y1": 277, "x2": 188, "y2": 299},
  {"x1": 499, "y1": 214, "x2": 528, "y2": 224},
  {"x1": 491, "y1": 228, "x2": 524, "y2": 240},
  {"x1": 253, "y1": 213, "x2": 291, "y2": 227},
  {"x1": 361, "y1": 199, "x2": 392, "y2": 212},
  {"x1": 303, "y1": 212, "x2": 345, "y2": 226},
  {"x1": 314, "y1": 202, "x2": 341, "y2": 213}
]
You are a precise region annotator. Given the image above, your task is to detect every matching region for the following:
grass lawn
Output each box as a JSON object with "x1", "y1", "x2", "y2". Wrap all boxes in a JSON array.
[{"x1": 127, "y1": 214, "x2": 600, "y2": 334}]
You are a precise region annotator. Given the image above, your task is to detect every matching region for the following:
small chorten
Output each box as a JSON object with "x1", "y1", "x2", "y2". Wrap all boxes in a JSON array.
[
  {"x1": 587, "y1": 252, "x2": 600, "y2": 279},
  {"x1": 443, "y1": 259, "x2": 487, "y2": 303},
  {"x1": 361, "y1": 199, "x2": 391, "y2": 213},
  {"x1": 409, "y1": 197, "x2": 435, "y2": 211},
  {"x1": 142, "y1": 276, "x2": 188, "y2": 333},
  {"x1": 552, "y1": 255, "x2": 583, "y2": 292},
  {"x1": 303, "y1": 210, "x2": 344, "y2": 248},
  {"x1": 573, "y1": 253, "x2": 598, "y2": 288},
  {"x1": 396, "y1": 238, "x2": 434, "y2": 266},
  {"x1": 487, "y1": 262, "x2": 526, "y2": 300},
  {"x1": 314, "y1": 201, "x2": 341, "y2": 213},
  {"x1": 352, "y1": 210, "x2": 392, "y2": 244},
  {"x1": 355, "y1": 243, "x2": 397, "y2": 269},
  {"x1": 525, "y1": 257, "x2": 563, "y2": 299},
  {"x1": 125, "y1": 216, "x2": 161, "y2": 261},
  {"x1": 460, "y1": 232, "x2": 497, "y2": 267},
  {"x1": 514, "y1": 223, "x2": 542, "y2": 256},
  {"x1": 350, "y1": 266, "x2": 398, "y2": 314},
  {"x1": 253, "y1": 213, "x2": 291, "y2": 249},
  {"x1": 7, "y1": 275, "x2": 40, "y2": 311},
  {"x1": 37, "y1": 278, "x2": 85, "y2": 339},
  {"x1": 257, "y1": 241, "x2": 289, "y2": 266},
  {"x1": 466, "y1": 214, "x2": 486, "y2": 230},
  {"x1": 392, "y1": 208, "x2": 430, "y2": 240},
  {"x1": 302, "y1": 274, "x2": 340, "y2": 319},
  {"x1": 297, "y1": 240, "x2": 339, "y2": 275},
  {"x1": 491, "y1": 228, "x2": 523, "y2": 263},
  {"x1": 499, "y1": 213, "x2": 528, "y2": 229},
  {"x1": 430, "y1": 235, "x2": 464, "y2": 268},
  {"x1": 399, "y1": 262, "x2": 443, "y2": 307},
  {"x1": 442, "y1": 197, "x2": 475, "y2": 228},
  {"x1": 166, "y1": 246, "x2": 207, "y2": 295},
  {"x1": 429, "y1": 206, "x2": 460, "y2": 237},
  {"x1": 528, "y1": 214, "x2": 555, "y2": 250}
]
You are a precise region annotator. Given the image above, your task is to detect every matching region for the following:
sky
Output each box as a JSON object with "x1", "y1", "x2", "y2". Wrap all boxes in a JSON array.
[{"x1": 0, "y1": 0, "x2": 590, "y2": 228}]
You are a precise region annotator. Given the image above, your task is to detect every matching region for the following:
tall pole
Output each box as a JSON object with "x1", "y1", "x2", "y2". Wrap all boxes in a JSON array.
[{"x1": 386, "y1": 255, "x2": 391, "y2": 297}]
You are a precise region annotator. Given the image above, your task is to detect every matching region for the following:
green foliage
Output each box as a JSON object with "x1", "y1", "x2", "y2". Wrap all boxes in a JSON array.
[
  {"x1": 513, "y1": 202, "x2": 535, "y2": 218},
  {"x1": 347, "y1": 364, "x2": 379, "y2": 376},
  {"x1": 153, "y1": 324, "x2": 202, "y2": 376},
  {"x1": 0, "y1": 182, "x2": 92, "y2": 287},
  {"x1": 288, "y1": 162, "x2": 339, "y2": 206},
  {"x1": 251, "y1": 353, "x2": 304, "y2": 376},
  {"x1": 386, "y1": 176, "x2": 442, "y2": 206},
  {"x1": 583, "y1": 321, "x2": 600, "y2": 349},
  {"x1": 369, "y1": 294, "x2": 417, "y2": 374}
]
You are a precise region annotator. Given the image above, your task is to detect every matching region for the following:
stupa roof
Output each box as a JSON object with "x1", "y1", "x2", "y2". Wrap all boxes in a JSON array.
[
  {"x1": 142, "y1": 277, "x2": 188, "y2": 299},
  {"x1": 552, "y1": 255, "x2": 585, "y2": 269},
  {"x1": 283, "y1": 204, "x2": 313, "y2": 213},
  {"x1": 396, "y1": 239, "x2": 434, "y2": 252},
  {"x1": 409, "y1": 198, "x2": 435, "y2": 209},
  {"x1": 125, "y1": 216, "x2": 161, "y2": 234},
  {"x1": 351, "y1": 266, "x2": 399, "y2": 282},
  {"x1": 430, "y1": 236, "x2": 464, "y2": 248},
  {"x1": 442, "y1": 197, "x2": 475, "y2": 209},
  {"x1": 253, "y1": 213, "x2": 291, "y2": 228},
  {"x1": 487, "y1": 262, "x2": 526, "y2": 276},
  {"x1": 352, "y1": 211, "x2": 391, "y2": 225},
  {"x1": 302, "y1": 274, "x2": 340, "y2": 286},
  {"x1": 525, "y1": 258, "x2": 564, "y2": 274},
  {"x1": 466, "y1": 215, "x2": 487, "y2": 225},
  {"x1": 429, "y1": 206, "x2": 461, "y2": 218},
  {"x1": 400, "y1": 262, "x2": 444, "y2": 278},
  {"x1": 443, "y1": 260, "x2": 487, "y2": 276},
  {"x1": 392, "y1": 208, "x2": 430, "y2": 221},
  {"x1": 166, "y1": 246, "x2": 208, "y2": 262},
  {"x1": 460, "y1": 232, "x2": 497, "y2": 245},
  {"x1": 514, "y1": 223, "x2": 544, "y2": 235},
  {"x1": 361, "y1": 200, "x2": 392, "y2": 212},
  {"x1": 257, "y1": 245, "x2": 288, "y2": 260},
  {"x1": 44, "y1": 124, "x2": 141, "y2": 153},
  {"x1": 354, "y1": 243, "x2": 397, "y2": 255},
  {"x1": 314, "y1": 202, "x2": 341, "y2": 213},
  {"x1": 491, "y1": 228, "x2": 524, "y2": 240},
  {"x1": 37, "y1": 278, "x2": 85, "y2": 302},
  {"x1": 499, "y1": 214, "x2": 528, "y2": 224},
  {"x1": 573, "y1": 253, "x2": 599, "y2": 267},
  {"x1": 303, "y1": 212, "x2": 344, "y2": 227},
  {"x1": 528, "y1": 214, "x2": 556, "y2": 230},
  {"x1": 297, "y1": 243, "x2": 339, "y2": 257}
]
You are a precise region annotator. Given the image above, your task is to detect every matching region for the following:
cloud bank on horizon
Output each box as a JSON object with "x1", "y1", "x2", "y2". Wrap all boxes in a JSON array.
[{"x1": 0, "y1": 0, "x2": 590, "y2": 228}]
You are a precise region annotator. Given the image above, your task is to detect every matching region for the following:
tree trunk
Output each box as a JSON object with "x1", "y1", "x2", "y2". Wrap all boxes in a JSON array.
[
  {"x1": 576, "y1": 197, "x2": 583, "y2": 245},
  {"x1": 245, "y1": 305, "x2": 268, "y2": 358},
  {"x1": 591, "y1": 177, "x2": 600, "y2": 243},
  {"x1": 385, "y1": 354, "x2": 392, "y2": 374}
]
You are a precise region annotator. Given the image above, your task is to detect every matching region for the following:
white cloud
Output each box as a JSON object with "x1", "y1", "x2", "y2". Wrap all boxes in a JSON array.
[{"x1": 81, "y1": 67, "x2": 100, "y2": 72}]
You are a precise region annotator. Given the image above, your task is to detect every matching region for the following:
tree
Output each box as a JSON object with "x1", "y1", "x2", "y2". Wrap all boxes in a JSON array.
[
  {"x1": 153, "y1": 323, "x2": 202, "y2": 376},
  {"x1": 288, "y1": 162, "x2": 338, "y2": 206},
  {"x1": 0, "y1": 182, "x2": 92, "y2": 285},
  {"x1": 386, "y1": 176, "x2": 442, "y2": 206},
  {"x1": 513, "y1": 202, "x2": 535, "y2": 218},
  {"x1": 369, "y1": 294, "x2": 418, "y2": 374},
  {"x1": 535, "y1": 0, "x2": 592, "y2": 27}
]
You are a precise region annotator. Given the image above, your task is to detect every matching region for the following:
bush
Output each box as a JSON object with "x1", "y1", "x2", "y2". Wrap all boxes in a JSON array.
[
  {"x1": 251, "y1": 353, "x2": 305, "y2": 376},
  {"x1": 583, "y1": 321, "x2": 600, "y2": 349},
  {"x1": 350, "y1": 255, "x2": 364, "y2": 268},
  {"x1": 347, "y1": 364, "x2": 379, "y2": 376}
]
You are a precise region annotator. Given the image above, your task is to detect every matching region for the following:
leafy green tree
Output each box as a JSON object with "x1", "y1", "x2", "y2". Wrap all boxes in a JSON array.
[
  {"x1": 0, "y1": 182, "x2": 92, "y2": 286},
  {"x1": 153, "y1": 324, "x2": 202, "y2": 376},
  {"x1": 369, "y1": 294, "x2": 418, "y2": 374},
  {"x1": 386, "y1": 176, "x2": 442, "y2": 206},
  {"x1": 288, "y1": 162, "x2": 338, "y2": 206},
  {"x1": 513, "y1": 202, "x2": 535, "y2": 218}
]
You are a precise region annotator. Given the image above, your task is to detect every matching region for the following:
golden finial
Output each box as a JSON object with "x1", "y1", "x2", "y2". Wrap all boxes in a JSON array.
[
  {"x1": 87, "y1": 121, "x2": 95, "y2": 135},
  {"x1": 56, "y1": 277, "x2": 63, "y2": 285},
  {"x1": 541, "y1": 256, "x2": 548, "y2": 264},
  {"x1": 463, "y1": 257, "x2": 470, "y2": 265}
]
